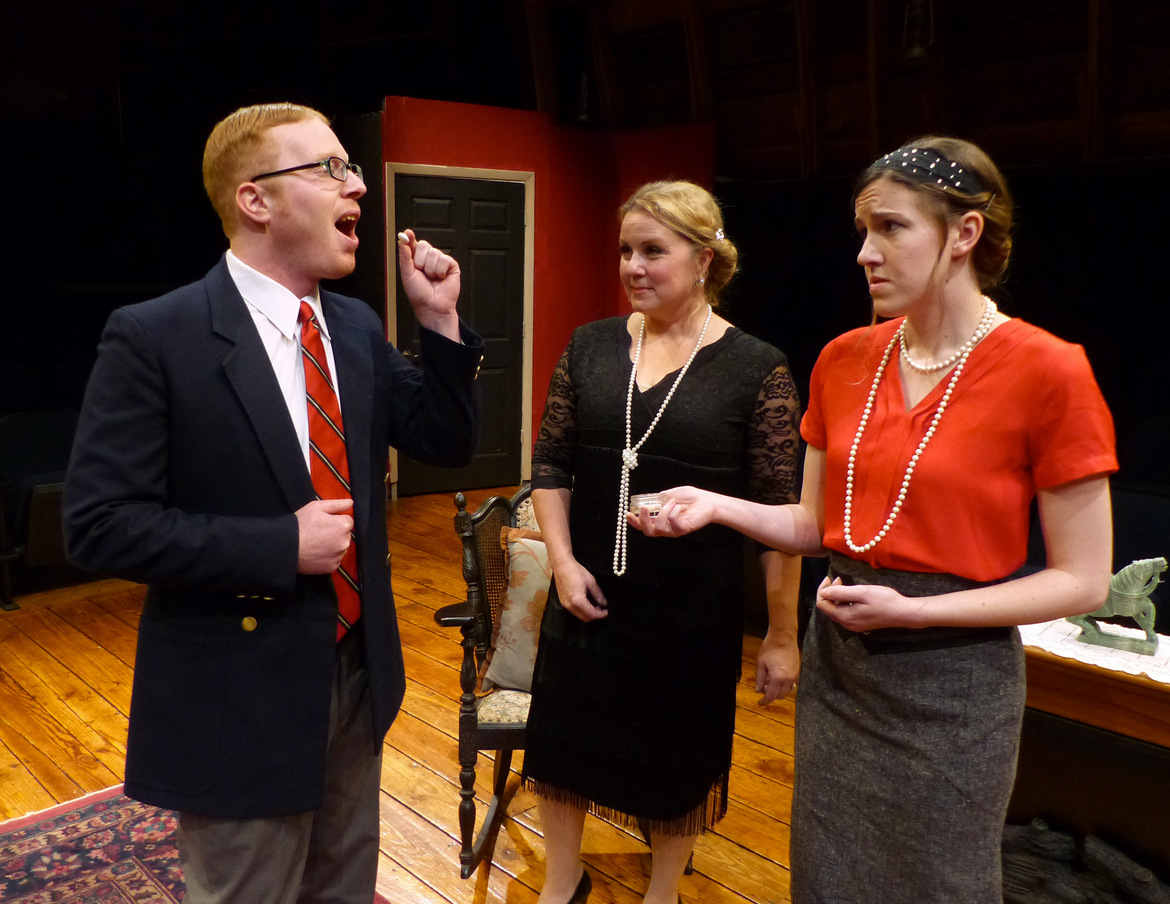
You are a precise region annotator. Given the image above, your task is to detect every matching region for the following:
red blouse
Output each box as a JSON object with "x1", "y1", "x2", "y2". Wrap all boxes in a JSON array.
[{"x1": 801, "y1": 318, "x2": 1118, "y2": 581}]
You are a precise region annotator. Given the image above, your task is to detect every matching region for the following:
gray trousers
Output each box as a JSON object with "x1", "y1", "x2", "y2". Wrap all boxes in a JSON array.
[{"x1": 178, "y1": 627, "x2": 382, "y2": 904}]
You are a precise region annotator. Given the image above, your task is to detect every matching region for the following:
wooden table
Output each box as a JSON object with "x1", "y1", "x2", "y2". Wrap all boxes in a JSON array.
[{"x1": 1025, "y1": 645, "x2": 1170, "y2": 749}]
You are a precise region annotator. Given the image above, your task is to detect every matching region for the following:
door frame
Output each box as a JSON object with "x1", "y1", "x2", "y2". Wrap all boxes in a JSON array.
[{"x1": 384, "y1": 163, "x2": 536, "y2": 491}]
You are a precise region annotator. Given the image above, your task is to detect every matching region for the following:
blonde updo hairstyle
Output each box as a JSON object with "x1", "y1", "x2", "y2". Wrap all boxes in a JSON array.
[
  {"x1": 203, "y1": 102, "x2": 329, "y2": 238},
  {"x1": 619, "y1": 180, "x2": 738, "y2": 307},
  {"x1": 855, "y1": 136, "x2": 1014, "y2": 292}
]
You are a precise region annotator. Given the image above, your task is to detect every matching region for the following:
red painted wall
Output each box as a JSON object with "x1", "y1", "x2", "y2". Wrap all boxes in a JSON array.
[{"x1": 382, "y1": 96, "x2": 715, "y2": 454}]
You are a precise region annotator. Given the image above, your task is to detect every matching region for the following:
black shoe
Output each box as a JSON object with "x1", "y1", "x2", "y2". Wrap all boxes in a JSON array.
[{"x1": 568, "y1": 869, "x2": 591, "y2": 903}]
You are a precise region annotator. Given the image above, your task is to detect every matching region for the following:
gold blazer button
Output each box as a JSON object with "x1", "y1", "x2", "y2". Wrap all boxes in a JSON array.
[{"x1": 241, "y1": 616, "x2": 258, "y2": 632}]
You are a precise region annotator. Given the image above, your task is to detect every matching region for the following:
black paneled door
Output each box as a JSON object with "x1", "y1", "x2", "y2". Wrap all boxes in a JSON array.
[{"x1": 393, "y1": 174, "x2": 525, "y2": 495}]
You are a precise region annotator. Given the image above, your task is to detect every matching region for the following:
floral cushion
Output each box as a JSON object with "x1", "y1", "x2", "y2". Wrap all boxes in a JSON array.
[
  {"x1": 477, "y1": 688, "x2": 532, "y2": 725},
  {"x1": 480, "y1": 527, "x2": 550, "y2": 692}
]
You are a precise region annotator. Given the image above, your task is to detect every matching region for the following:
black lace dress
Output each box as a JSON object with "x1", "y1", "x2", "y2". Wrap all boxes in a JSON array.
[{"x1": 523, "y1": 316, "x2": 801, "y2": 834}]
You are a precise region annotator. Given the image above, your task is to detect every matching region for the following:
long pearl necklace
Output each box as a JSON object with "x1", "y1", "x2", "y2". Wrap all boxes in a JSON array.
[
  {"x1": 843, "y1": 298, "x2": 997, "y2": 554},
  {"x1": 613, "y1": 305, "x2": 713, "y2": 576}
]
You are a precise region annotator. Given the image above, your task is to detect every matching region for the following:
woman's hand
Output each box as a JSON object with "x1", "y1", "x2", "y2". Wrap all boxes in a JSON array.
[
  {"x1": 815, "y1": 576, "x2": 924, "y2": 633},
  {"x1": 627, "y1": 485, "x2": 718, "y2": 538},
  {"x1": 553, "y1": 558, "x2": 609, "y2": 622},
  {"x1": 755, "y1": 631, "x2": 800, "y2": 704}
]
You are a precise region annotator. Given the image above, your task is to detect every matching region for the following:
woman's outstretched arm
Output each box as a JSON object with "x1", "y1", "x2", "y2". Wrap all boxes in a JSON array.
[{"x1": 632, "y1": 446, "x2": 828, "y2": 557}]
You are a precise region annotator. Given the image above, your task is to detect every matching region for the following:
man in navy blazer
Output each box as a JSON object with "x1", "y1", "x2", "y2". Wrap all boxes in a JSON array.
[{"x1": 64, "y1": 103, "x2": 482, "y2": 903}]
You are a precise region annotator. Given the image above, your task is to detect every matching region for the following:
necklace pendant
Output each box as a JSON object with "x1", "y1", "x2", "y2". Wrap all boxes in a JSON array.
[{"x1": 622, "y1": 448, "x2": 638, "y2": 470}]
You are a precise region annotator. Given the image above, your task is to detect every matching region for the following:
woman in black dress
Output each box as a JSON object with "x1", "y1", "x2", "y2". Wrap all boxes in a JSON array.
[{"x1": 523, "y1": 180, "x2": 802, "y2": 904}]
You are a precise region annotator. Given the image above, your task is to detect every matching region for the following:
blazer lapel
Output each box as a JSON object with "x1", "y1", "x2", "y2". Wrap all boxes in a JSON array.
[{"x1": 206, "y1": 260, "x2": 315, "y2": 511}]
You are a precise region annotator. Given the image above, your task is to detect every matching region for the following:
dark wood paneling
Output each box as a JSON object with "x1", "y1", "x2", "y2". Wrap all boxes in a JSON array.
[{"x1": 570, "y1": 0, "x2": 1170, "y2": 175}]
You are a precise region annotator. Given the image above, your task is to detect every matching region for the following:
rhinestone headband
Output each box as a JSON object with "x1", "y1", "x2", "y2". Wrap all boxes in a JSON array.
[{"x1": 873, "y1": 147, "x2": 986, "y2": 195}]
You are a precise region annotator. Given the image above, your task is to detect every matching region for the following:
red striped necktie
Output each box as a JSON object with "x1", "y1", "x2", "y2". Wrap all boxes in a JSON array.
[{"x1": 299, "y1": 301, "x2": 361, "y2": 641}]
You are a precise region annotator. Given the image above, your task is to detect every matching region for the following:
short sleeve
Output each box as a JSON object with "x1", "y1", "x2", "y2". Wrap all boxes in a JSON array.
[
  {"x1": 801, "y1": 328, "x2": 869, "y2": 451},
  {"x1": 801, "y1": 346, "x2": 830, "y2": 450},
  {"x1": 1027, "y1": 341, "x2": 1117, "y2": 488}
]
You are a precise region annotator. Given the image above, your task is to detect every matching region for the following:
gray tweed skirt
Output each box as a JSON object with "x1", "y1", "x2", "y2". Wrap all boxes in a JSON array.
[{"x1": 789, "y1": 554, "x2": 1025, "y2": 904}]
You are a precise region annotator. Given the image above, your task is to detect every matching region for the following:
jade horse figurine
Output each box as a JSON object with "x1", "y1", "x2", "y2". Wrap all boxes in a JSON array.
[{"x1": 1067, "y1": 557, "x2": 1167, "y2": 655}]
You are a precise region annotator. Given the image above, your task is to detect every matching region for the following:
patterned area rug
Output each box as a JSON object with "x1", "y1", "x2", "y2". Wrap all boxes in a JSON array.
[
  {"x1": 0, "y1": 786, "x2": 396, "y2": 903},
  {"x1": 0, "y1": 785, "x2": 182, "y2": 902}
]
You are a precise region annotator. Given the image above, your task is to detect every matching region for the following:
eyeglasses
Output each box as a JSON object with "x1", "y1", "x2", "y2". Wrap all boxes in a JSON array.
[{"x1": 251, "y1": 156, "x2": 364, "y2": 184}]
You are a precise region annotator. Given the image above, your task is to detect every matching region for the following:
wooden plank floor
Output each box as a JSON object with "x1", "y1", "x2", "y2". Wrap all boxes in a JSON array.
[{"x1": 0, "y1": 487, "x2": 794, "y2": 903}]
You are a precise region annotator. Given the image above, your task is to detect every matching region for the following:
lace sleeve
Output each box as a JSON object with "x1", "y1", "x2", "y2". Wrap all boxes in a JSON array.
[
  {"x1": 531, "y1": 346, "x2": 577, "y2": 490},
  {"x1": 747, "y1": 360, "x2": 802, "y2": 505}
]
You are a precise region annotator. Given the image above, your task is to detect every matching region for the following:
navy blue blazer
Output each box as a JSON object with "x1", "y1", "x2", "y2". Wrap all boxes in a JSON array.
[{"x1": 64, "y1": 257, "x2": 482, "y2": 817}]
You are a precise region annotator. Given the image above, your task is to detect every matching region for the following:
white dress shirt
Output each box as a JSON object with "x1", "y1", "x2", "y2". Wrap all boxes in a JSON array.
[{"x1": 225, "y1": 251, "x2": 341, "y2": 471}]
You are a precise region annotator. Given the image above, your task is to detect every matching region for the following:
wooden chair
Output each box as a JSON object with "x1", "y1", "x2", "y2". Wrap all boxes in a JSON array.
[
  {"x1": 434, "y1": 485, "x2": 536, "y2": 878},
  {"x1": 434, "y1": 485, "x2": 694, "y2": 878}
]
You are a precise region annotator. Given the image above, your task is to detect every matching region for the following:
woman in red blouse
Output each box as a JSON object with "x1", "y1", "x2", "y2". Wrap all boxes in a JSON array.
[{"x1": 632, "y1": 137, "x2": 1117, "y2": 903}]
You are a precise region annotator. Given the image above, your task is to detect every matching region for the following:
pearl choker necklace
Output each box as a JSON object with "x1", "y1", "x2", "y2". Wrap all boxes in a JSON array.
[
  {"x1": 614, "y1": 306, "x2": 713, "y2": 577},
  {"x1": 843, "y1": 298, "x2": 997, "y2": 554},
  {"x1": 899, "y1": 297, "x2": 998, "y2": 373}
]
